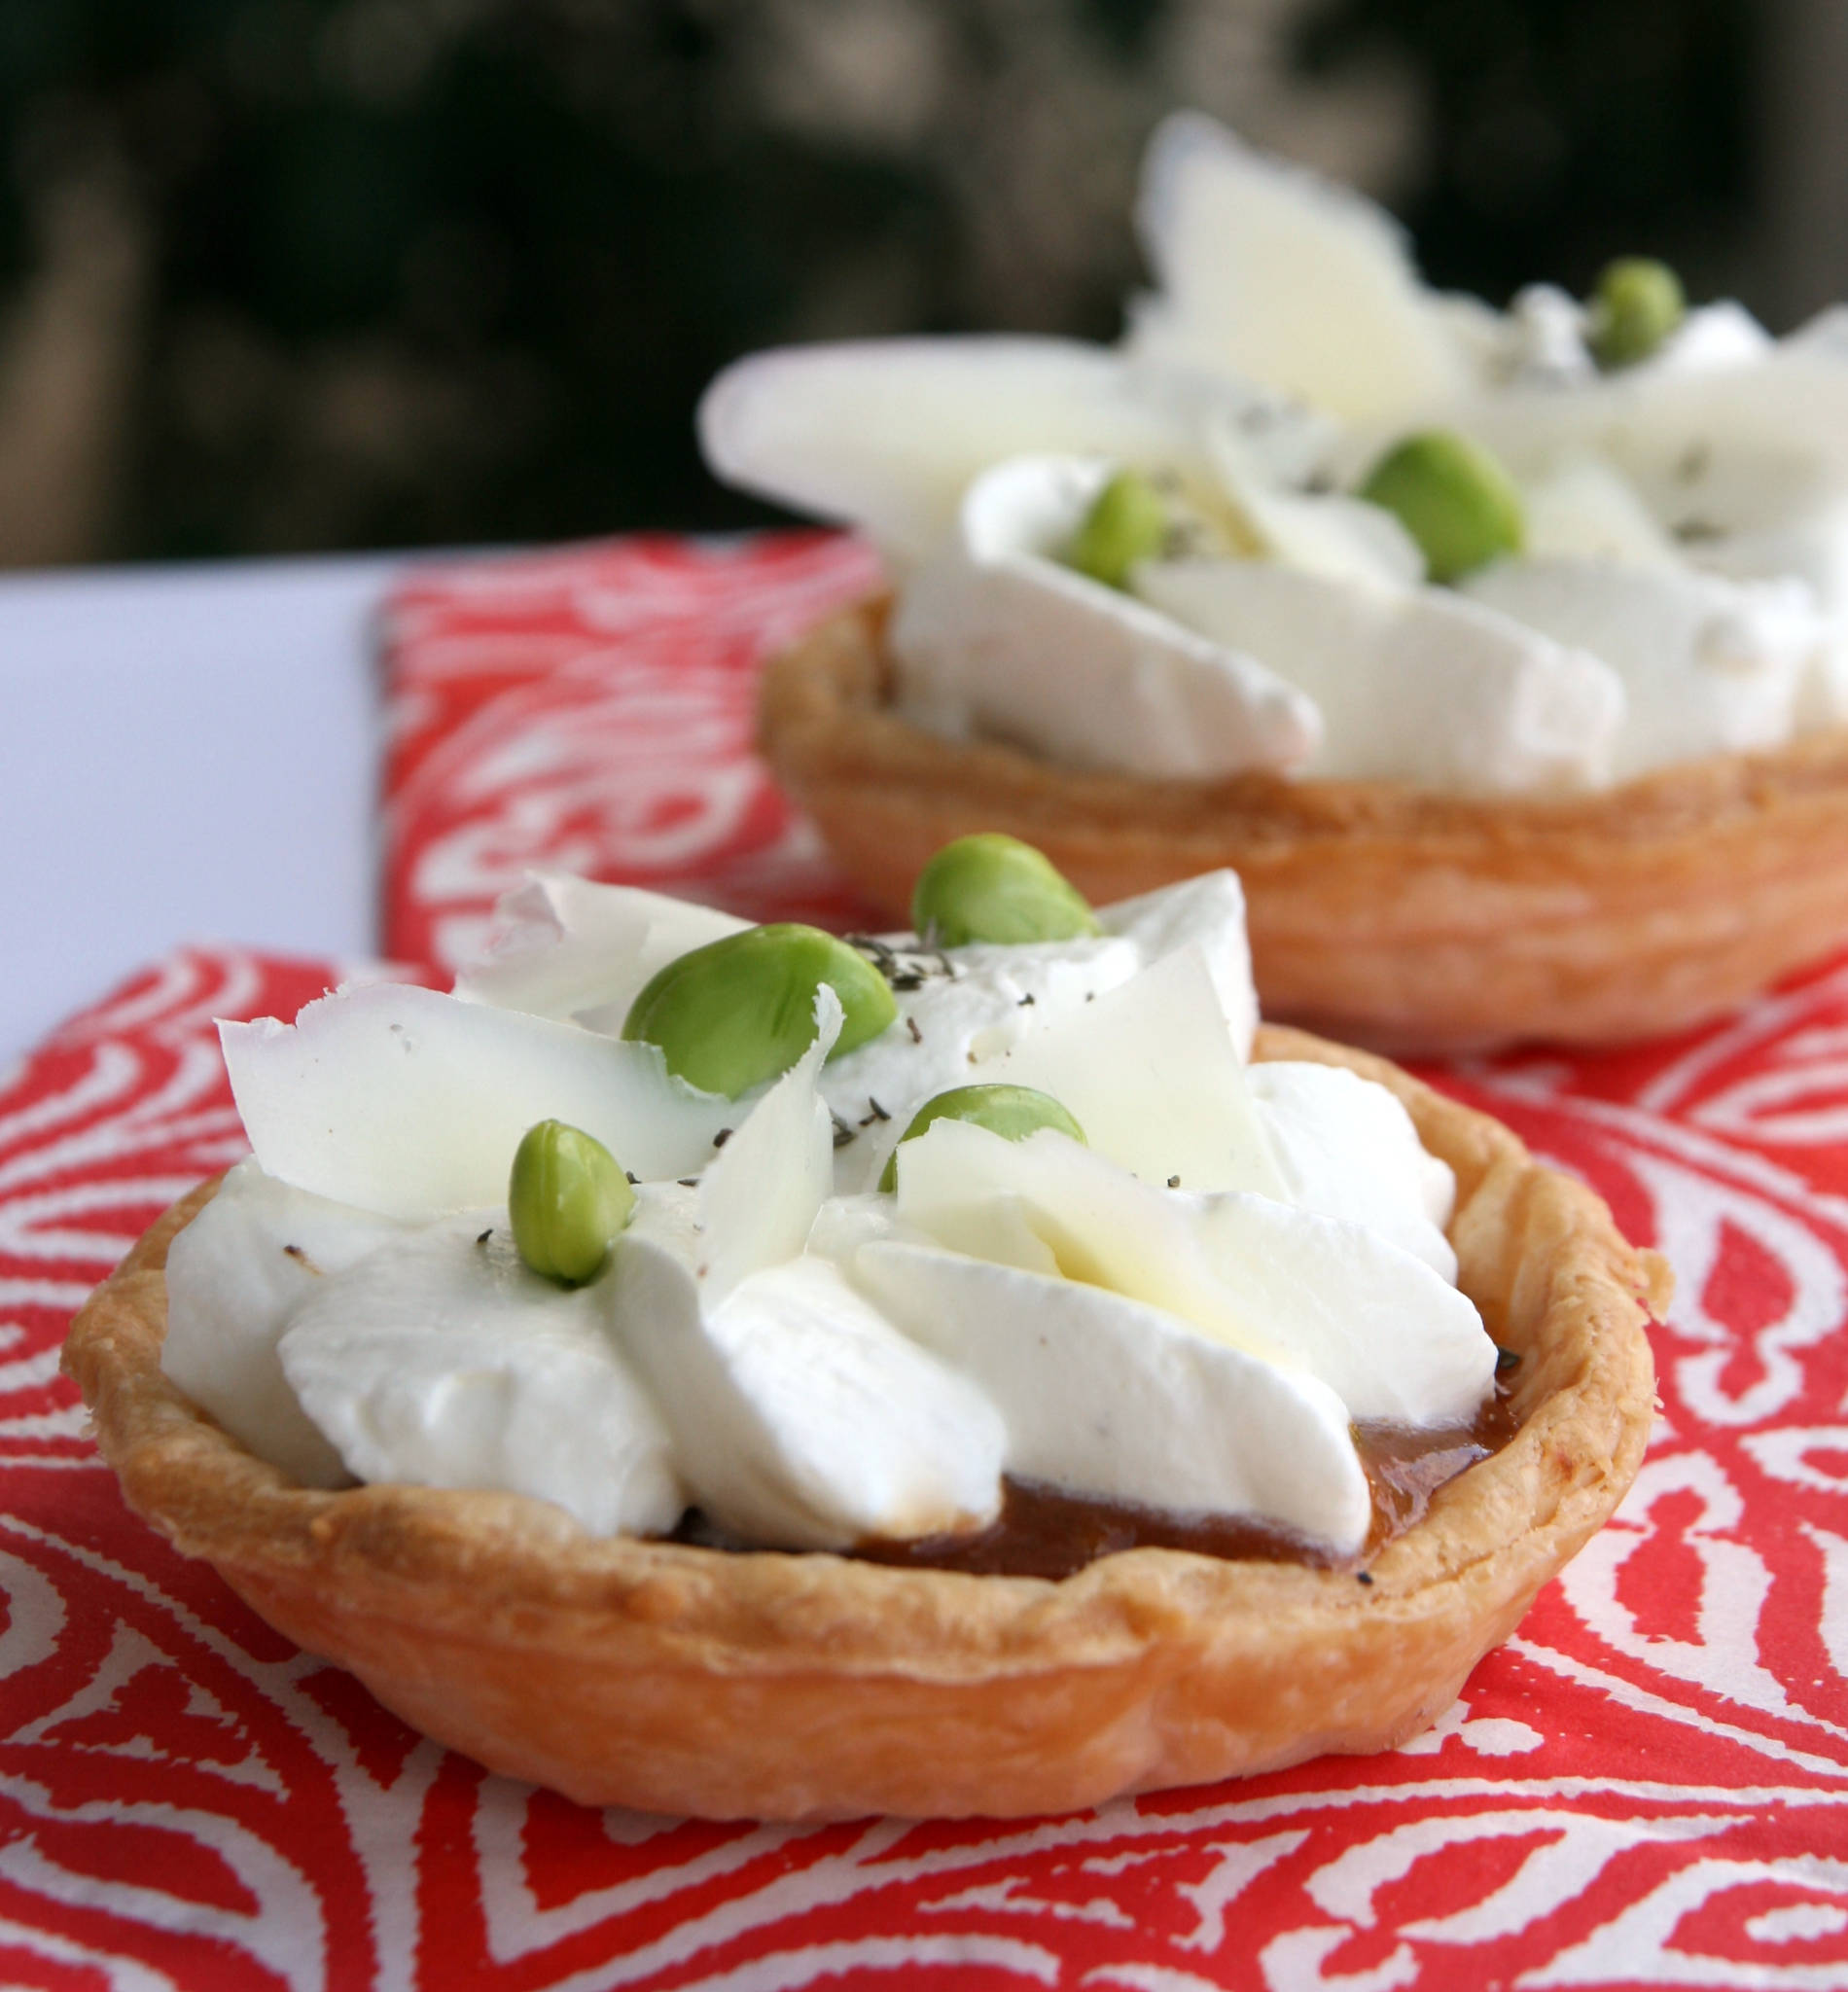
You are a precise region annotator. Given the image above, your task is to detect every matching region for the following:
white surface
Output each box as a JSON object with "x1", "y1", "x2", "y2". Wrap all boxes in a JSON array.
[{"x1": 1, "y1": 552, "x2": 402, "y2": 1067}]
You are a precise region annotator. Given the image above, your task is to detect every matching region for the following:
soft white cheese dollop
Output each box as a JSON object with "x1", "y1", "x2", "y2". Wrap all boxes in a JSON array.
[
  {"x1": 1461, "y1": 558, "x2": 1822, "y2": 778},
  {"x1": 162, "y1": 1158, "x2": 407, "y2": 1487},
  {"x1": 853, "y1": 1243, "x2": 1371, "y2": 1549},
  {"x1": 611, "y1": 1209, "x2": 1006, "y2": 1550},
  {"x1": 1135, "y1": 557, "x2": 1623, "y2": 794},
  {"x1": 278, "y1": 1215, "x2": 683, "y2": 1539},
  {"x1": 1249, "y1": 1060, "x2": 1457, "y2": 1280}
]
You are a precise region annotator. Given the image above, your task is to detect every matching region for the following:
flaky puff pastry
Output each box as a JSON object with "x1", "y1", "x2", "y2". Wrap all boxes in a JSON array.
[
  {"x1": 64, "y1": 1029, "x2": 1664, "y2": 1821},
  {"x1": 758, "y1": 598, "x2": 1848, "y2": 1051}
]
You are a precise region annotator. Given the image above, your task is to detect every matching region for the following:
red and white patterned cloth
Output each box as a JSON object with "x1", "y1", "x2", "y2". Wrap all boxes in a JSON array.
[{"x1": 3, "y1": 535, "x2": 1845, "y2": 1989}]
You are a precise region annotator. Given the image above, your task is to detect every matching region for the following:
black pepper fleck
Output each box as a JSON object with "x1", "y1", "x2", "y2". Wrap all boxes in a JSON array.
[
  {"x1": 712, "y1": 1128, "x2": 732, "y2": 1149},
  {"x1": 1675, "y1": 440, "x2": 1712, "y2": 485},
  {"x1": 1356, "y1": 1571, "x2": 1374, "y2": 1586},
  {"x1": 1167, "y1": 1175, "x2": 1181, "y2": 1189},
  {"x1": 847, "y1": 934, "x2": 899, "y2": 972},
  {"x1": 906, "y1": 1017, "x2": 922, "y2": 1044},
  {"x1": 476, "y1": 1228, "x2": 492, "y2": 1247},
  {"x1": 1674, "y1": 516, "x2": 1723, "y2": 544}
]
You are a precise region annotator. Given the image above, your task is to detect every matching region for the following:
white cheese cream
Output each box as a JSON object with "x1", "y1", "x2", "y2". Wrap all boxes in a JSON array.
[
  {"x1": 165, "y1": 871, "x2": 1497, "y2": 1561},
  {"x1": 699, "y1": 112, "x2": 1848, "y2": 796}
]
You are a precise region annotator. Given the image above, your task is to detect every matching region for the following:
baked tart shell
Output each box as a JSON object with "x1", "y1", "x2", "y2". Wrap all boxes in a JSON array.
[
  {"x1": 758, "y1": 598, "x2": 1848, "y2": 1051},
  {"x1": 64, "y1": 1027, "x2": 1664, "y2": 1822}
]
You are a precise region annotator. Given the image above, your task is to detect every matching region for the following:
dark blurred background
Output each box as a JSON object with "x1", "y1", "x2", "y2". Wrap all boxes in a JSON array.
[{"x1": 0, "y1": 0, "x2": 1837, "y2": 569}]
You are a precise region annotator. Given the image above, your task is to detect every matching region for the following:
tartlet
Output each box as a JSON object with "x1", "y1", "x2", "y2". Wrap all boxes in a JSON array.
[
  {"x1": 63, "y1": 1023, "x2": 1663, "y2": 1822},
  {"x1": 760, "y1": 598, "x2": 1848, "y2": 1053}
]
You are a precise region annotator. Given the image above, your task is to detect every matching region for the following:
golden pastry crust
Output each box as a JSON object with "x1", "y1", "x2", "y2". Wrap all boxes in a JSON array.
[
  {"x1": 758, "y1": 598, "x2": 1848, "y2": 1050},
  {"x1": 63, "y1": 1028, "x2": 1664, "y2": 1821}
]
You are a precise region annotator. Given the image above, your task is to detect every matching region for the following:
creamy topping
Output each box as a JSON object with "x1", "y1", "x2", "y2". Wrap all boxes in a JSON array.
[
  {"x1": 698, "y1": 112, "x2": 1848, "y2": 795},
  {"x1": 280, "y1": 1213, "x2": 683, "y2": 1538},
  {"x1": 162, "y1": 1158, "x2": 406, "y2": 1489},
  {"x1": 1133, "y1": 552, "x2": 1622, "y2": 793},
  {"x1": 1461, "y1": 559, "x2": 1820, "y2": 779},
  {"x1": 613, "y1": 1207, "x2": 1007, "y2": 1549},
  {"x1": 853, "y1": 1240, "x2": 1370, "y2": 1550},
  {"x1": 165, "y1": 868, "x2": 1495, "y2": 1561},
  {"x1": 1247, "y1": 1060, "x2": 1456, "y2": 1280}
]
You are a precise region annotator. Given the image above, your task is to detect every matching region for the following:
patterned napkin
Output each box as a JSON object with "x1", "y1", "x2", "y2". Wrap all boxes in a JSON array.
[{"x1": 2, "y1": 534, "x2": 1842, "y2": 1989}]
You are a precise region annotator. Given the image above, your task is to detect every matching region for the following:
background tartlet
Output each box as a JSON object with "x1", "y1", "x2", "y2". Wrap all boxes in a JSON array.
[
  {"x1": 713, "y1": 119, "x2": 1848, "y2": 1052},
  {"x1": 64, "y1": 1025, "x2": 1664, "y2": 1822}
]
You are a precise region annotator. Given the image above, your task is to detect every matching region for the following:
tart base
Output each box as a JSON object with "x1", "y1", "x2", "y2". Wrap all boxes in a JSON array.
[
  {"x1": 63, "y1": 1028, "x2": 1663, "y2": 1821},
  {"x1": 758, "y1": 598, "x2": 1848, "y2": 1051}
]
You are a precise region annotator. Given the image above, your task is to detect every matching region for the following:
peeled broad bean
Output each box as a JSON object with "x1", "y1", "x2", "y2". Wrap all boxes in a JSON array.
[
  {"x1": 509, "y1": 1119, "x2": 636, "y2": 1287},
  {"x1": 1589, "y1": 257, "x2": 1685, "y2": 372},
  {"x1": 1357, "y1": 429, "x2": 1524, "y2": 585},
  {"x1": 622, "y1": 923, "x2": 897, "y2": 1098},
  {"x1": 880, "y1": 1083, "x2": 1086, "y2": 1191},
  {"x1": 1063, "y1": 468, "x2": 1169, "y2": 589},
  {"x1": 910, "y1": 834, "x2": 1100, "y2": 947}
]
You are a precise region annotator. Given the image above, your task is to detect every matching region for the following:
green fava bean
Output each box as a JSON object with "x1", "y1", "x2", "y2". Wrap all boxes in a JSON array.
[
  {"x1": 509, "y1": 1119, "x2": 636, "y2": 1288},
  {"x1": 1357, "y1": 429, "x2": 1525, "y2": 584},
  {"x1": 622, "y1": 922, "x2": 897, "y2": 1098},
  {"x1": 1589, "y1": 257, "x2": 1686, "y2": 372},
  {"x1": 1064, "y1": 468, "x2": 1169, "y2": 589},
  {"x1": 880, "y1": 1084, "x2": 1086, "y2": 1192},
  {"x1": 911, "y1": 833, "x2": 1101, "y2": 947}
]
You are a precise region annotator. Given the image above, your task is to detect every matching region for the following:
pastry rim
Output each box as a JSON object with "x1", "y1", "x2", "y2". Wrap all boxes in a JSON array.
[{"x1": 63, "y1": 1024, "x2": 1664, "y2": 1817}]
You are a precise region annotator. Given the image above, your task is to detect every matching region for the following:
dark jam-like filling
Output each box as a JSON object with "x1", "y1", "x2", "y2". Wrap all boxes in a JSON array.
[{"x1": 673, "y1": 1372, "x2": 1522, "y2": 1582}]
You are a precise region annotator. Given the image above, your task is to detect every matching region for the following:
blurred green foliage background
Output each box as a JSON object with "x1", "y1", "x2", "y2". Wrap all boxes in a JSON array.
[{"x1": 0, "y1": 0, "x2": 1765, "y2": 565}]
